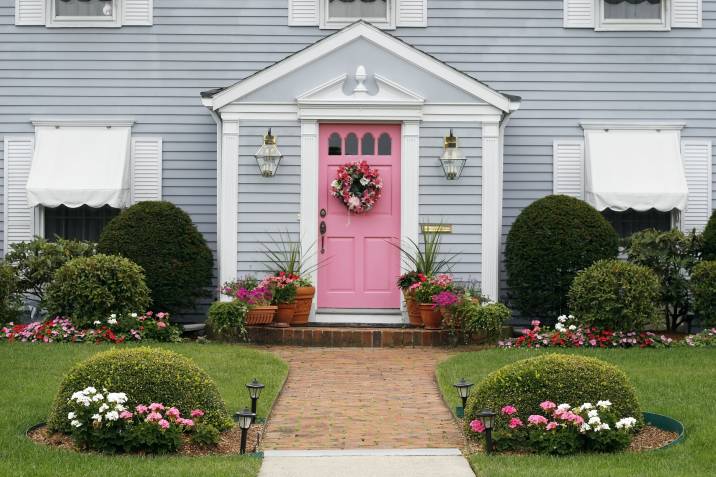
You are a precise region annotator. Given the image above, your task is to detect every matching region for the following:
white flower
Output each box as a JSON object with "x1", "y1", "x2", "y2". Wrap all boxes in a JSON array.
[
  {"x1": 597, "y1": 400, "x2": 612, "y2": 409},
  {"x1": 91, "y1": 414, "x2": 102, "y2": 422},
  {"x1": 110, "y1": 313, "x2": 117, "y2": 319},
  {"x1": 359, "y1": 177, "x2": 370, "y2": 186},
  {"x1": 599, "y1": 423, "x2": 610, "y2": 431},
  {"x1": 616, "y1": 417, "x2": 637, "y2": 430},
  {"x1": 555, "y1": 323, "x2": 565, "y2": 332},
  {"x1": 99, "y1": 404, "x2": 109, "y2": 413},
  {"x1": 131, "y1": 313, "x2": 138, "y2": 318},
  {"x1": 588, "y1": 416, "x2": 601, "y2": 426},
  {"x1": 557, "y1": 403, "x2": 571, "y2": 412},
  {"x1": 568, "y1": 325, "x2": 577, "y2": 331},
  {"x1": 67, "y1": 412, "x2": 76, "y2": 420},
  {"x1": 588, "y1": 409, "x2": 599, "y2": 418},
  {"x1": 105, "y1": 411, "x2": 119, "y2": 421},
  {"x1": 92, "y1": 394, "x2": 104, "y2": 402},
  {"x1": 581, "y1": 402, "x2": 594, "y2": 410},
  {"x1": 70, "y1": 420, "x2": 82, "y2": 428},
  {"x1": 115, "y1": 404, "x2": 126, "y2": 412},
  {"x1": 107, "y1": 318, "x2": 118, "y2": 325},
  {"x1": 93, "y1": 320, "x2": 101, "y2": 325},
  {"x1": 557, "y1": 315, "x2": 567, "y2": 323},
  {"x1": 107, "y1": 392, "x2": 127, "y2": 404},
  {"x1": 580, "y1": 423, "x2": 591, "y2": 432},
  {"x1": 82, "y1": 387, "x2": 97, "y2": 395},
  {"x1": 568, "y1": 315, "x2": 575, "y2": 320}
]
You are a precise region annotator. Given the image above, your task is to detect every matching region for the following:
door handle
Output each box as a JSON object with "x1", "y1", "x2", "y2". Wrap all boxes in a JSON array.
[{"x1": 320, "y1": 221, "x2": 327, "y2": 254}]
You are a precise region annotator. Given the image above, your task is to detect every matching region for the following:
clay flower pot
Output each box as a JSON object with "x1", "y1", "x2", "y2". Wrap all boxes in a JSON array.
[
  {"x1": 403, "y1": 289, "x2": 423, "y2": 327},
  {"x1": 292, "y1": 286, "x2": 315, "y2": 326},
  {"x1": 419, "y1": 303, "x2": 443, "y2": 330},
  {"x1": 274, "y1": 302, "x2": 296, "y2": 328},
  {"x1": 245, "y1": 305, "x2": 277, "y2": 325}
]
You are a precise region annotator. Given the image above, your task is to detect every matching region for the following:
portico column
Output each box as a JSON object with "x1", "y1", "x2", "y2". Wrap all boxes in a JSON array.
[
  {"x1": 218, "y1": 119, "x2": 239, "y2": 301},
  {"x1": 481, "y1": 121, "x2": 502, "y2": 302}
]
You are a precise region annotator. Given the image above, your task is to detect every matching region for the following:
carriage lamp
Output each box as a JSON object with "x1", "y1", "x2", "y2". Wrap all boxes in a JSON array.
[
  {"x1": 439, "y1": 129, "x2": 467, "y2": 180},
  {"x1": 476, "y1": 409, "x2": 497, "y2": 454},
  {"x1": 453, "y1": 377, "x2": 474, "y2": 418},
  {"x1": 235, "y1": 407, "x2": 256, "y2": 454},
  {"x1": 254, "y1": 128, "x2": 283, "y2": 177},
  {"x1": 246, "y1": 378, "x2": 265, "y2": 423}
]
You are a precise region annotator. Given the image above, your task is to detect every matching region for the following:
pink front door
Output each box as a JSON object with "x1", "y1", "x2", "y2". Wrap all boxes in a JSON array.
[{"x1": 317, "y1": 124, "x2": 401, "y2": 309}]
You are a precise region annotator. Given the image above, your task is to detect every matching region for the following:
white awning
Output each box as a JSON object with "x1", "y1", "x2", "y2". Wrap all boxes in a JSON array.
[
  {"x1": 584, "y1": 129, "x2": 688, "y2": 212},
  {"x1": 27, "y1": 125, "x2": 131, "y2": 208}
]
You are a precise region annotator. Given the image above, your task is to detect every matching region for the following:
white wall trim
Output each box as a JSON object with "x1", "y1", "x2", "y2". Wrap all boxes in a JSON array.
[
  {"x1": 401, "y1": 120, "x2": 421, "y2": 309},
  {"x1": 480, "y1": 121, "x2": 502, "y2": 302},
  {"x1": 299, "y1": 119, "x2": 320, "y2": 316},
  {"x1": 31, "y1": 118, "x2": 135, "y2": 128},
  {"x1": 580, "y1": 121, "x2": 686, "y2": 130},
  {"x1": 218, "y1": 120, "x2": 239, "y2": 301}
]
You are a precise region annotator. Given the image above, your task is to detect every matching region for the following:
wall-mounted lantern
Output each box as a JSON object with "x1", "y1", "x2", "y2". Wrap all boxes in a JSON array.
[
  {"x1": 254, "y1": 128, "x2": 283, "y2": 177},
  {"x1": 439, "y1": 129, "x2": 467, "y2": 180}
]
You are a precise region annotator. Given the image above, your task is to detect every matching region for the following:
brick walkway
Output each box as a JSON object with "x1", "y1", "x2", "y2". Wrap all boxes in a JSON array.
[{"x1": 260, "y1": 347, "x2": 464, "y2": 450}]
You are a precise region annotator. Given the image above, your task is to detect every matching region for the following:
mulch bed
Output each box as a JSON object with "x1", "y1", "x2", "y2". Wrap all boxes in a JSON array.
[{"x1": 28, "y1": 423, "x2": 264, "y2": 456}]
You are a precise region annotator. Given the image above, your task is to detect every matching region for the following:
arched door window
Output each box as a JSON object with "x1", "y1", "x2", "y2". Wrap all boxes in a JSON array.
[
  {"x1": 345, "y1": 133, "x2": 359, "y2": 155},
  {"x1": 361, "y1": 133, "x2": 375, "y2": 155},
  {"x1": 328, "y1": 132, "x2": 342, "y2": 155},
  {"x1": 378, "y1": 132, "x2": 392, "y2": 155}
]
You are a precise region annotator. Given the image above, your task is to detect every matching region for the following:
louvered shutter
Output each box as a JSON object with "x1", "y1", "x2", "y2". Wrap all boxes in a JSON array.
[
  {"x1": 288, "y1": 0, "x2": 319, "y2": 26},
  {"x1": 123, "y1": 0, "x2": 153, "y2": 26},
  {"x1": 15, "y1": 0, "x2": 45, "y2": 25},
  {"x1": 553, "y1": 139, "x2": 584, "y2": 198},
  {"x1": 397, "y1": 0, "x2": 427, "y2": 27},
  {"x1": 131, "y1": 137, "x2": 162, "y2": 203},
  {"x1": 672, "y1": 0, "x2": 701, "y2": 28},
  {"x1": 563, "y1": 0, "x2": 594, "y2": 28},
  {"x1": 681, "y1": 139, "x2": 712, "y2": 232},
  {"x1": 3, "y1": 137, "x2": 35, "y2": 253}
]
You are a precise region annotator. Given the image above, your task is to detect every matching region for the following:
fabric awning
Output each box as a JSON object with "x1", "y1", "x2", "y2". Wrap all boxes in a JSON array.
[
  {"x1": 27, "y1": 126, "x2": 131, "y2": 208},
  {"x1": 584, "y1": 129, "x2": 688, "y2": 212}
]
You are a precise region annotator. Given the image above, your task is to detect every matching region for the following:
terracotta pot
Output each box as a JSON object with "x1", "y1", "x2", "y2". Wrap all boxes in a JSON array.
[
  {"x1": 292, "y1": 286, "x2": 315, "y2": 326},
  {"x1": 245, "y1": 305, "x2": 277, "y2": 326},
  {"x1": 274, "y1": 303, "x2": 296, "y2": 328},
  {"x1": 419, "y1": 303, "x2": 443, "y2": 330},
  {"x1": 402, "y1": 289, "x2": 423, "y2": 327}
]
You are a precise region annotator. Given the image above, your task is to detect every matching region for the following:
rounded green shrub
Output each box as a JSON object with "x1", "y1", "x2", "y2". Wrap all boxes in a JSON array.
[
  {"x1": 568, "y1": 259, "x2": 661, "y2": 331},
  {"x1": 48, "y1": 347, "x2": 232, "y2": 432},
  {"x1": 691, "y1": 260, "x2": 716, "y2": 327},
  {"x1": 206, "y1": 300, "x2": 248, "y2": 340},
  {"x1": 701, "y1": 211, "x2": 716, "y2": 260},
  {"x1": 505, "y1": 195, "x2": 619, "y2": 320},
  {"x1": 45, "y1": 254, "x2": 151, "y2": 328},
  {"x1": 0, "y1": 261, "x2": 21, "y2": 324},
  {"x1": 466, "y1": 354, "x2": 642, "y2": 432},
  {"x1": 97, "y1": 201, "x2": 213, "y2": 313}
]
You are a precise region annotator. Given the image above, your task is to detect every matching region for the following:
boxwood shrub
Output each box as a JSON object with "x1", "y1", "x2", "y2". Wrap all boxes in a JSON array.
[
  {"x1": 206, "y1": 300, "x2": 249, "y2": 341},
  {"x1": 48, "y1": 347, "x2": 232, "y2": 432},
  {"x1": 691, "y1": 260, "x2": 716, "y2": 327},
  {"x1": 701, "y1": 210, "x2": 716, "y2": 260},
  {"x1": 45, "y1": 254, "x2": 151, "y2": 329},
  {"x1": 0, "y1": 261, "x2": 21, "y2": 324},
  {"x1": 466, "y1": 354, "x2": 642, "y2": 433},
  {"x1": 505, "y1": 195, "x2": 619, "y2": 320},
  {"x1": 568, "y1": 259, "x2": 661, "y2": 331},
  {"x1": 97, "y1": 201, "x2": 213, "y2": 313}
]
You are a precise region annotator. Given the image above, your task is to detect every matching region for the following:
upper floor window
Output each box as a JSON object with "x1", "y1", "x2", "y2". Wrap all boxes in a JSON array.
[
  {"x1": 598, "y1": 0, "x2": 667, "y2": 30},
  {"x1": 563, "y1": 0, "x2": 702, "y2": 30},
  {"x1": 322, "y1": 0, "x2": 395, "y2": 29},
  {"x1": 50, "y1": 0, "x2": 120, "y2": 27},
  {"x1": 15, "y1": 0, "x2": 154, "y2": 27}
]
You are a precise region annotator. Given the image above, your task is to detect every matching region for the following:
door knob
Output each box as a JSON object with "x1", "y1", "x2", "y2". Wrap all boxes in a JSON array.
[
  {"x1": 320, "y1": 208, "x2": 327, "y2": 217},
  {"x1": 320, "y1": 221, "x2": 326, "y2": 254}
]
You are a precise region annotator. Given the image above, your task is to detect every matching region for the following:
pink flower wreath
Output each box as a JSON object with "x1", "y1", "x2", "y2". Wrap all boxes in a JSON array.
[{"x1": 330, "y1": 160, "x2": 383, "y2": 214}]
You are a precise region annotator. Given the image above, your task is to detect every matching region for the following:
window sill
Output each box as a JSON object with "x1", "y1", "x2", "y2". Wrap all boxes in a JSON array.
[
  {"x1": 595, "y1": 24, "x2": 670, "y2": 31},
  {"x1": 320, "y1": 19, "x2": 395, "y2": 30}
]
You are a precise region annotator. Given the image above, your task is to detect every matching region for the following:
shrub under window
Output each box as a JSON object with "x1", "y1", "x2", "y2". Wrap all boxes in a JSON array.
[{"x1": 691, "y1": 260, "x2": 716, "y2": 327}]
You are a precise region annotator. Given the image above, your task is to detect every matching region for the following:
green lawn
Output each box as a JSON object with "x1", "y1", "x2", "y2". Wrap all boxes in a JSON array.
[
  {"x1": 437, "y1": 348, "x2": 716, "y2": 477},
  {"x1": 0, "y1": 342, "x2": 288, "y2": 477}
]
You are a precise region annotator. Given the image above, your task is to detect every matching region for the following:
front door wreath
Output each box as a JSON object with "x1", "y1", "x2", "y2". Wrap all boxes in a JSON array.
[{"x1": 330, "y1": 160, "x2": 383, "y2": 214}]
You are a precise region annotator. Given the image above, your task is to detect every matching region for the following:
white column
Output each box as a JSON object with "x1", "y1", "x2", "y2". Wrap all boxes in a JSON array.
[
  {"x1": 300, "y1": 119, "x2": 319, "y2": 319},
  {"x1": 481, "y1": 121, "x2": 502, "y2": 302},
  {"x1": 401, "y1": 121, "x2": 420, "y2": 317},
  {"x1": 218, "y1": 120, "x2": 239, "y2": 301}
]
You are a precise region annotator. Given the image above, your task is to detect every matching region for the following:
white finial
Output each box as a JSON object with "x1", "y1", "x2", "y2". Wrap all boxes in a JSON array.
[{"x1": 353, "y1": 65, "x2": 368, "y2": 94}]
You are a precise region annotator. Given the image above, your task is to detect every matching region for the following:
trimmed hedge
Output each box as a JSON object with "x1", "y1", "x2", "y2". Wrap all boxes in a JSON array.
[
  {"x1": 568, "y1": 259, "x2": 661, "y2": 331},
  {"x1": 505, "y1": 195, "x2": 619, "y2": 320},
  {"x1": 48, "y1": 347, "x2": 232, "y2": 432},
  {"x1": 466, "y1": 354, "x2": 642, "y2": 433},
  {"x1": 98, "y1": 201, "x2": 214, "y2": 313},
  {"x1": 45, "y1": 254, "x2": 151, "y2": 329},
  {"x1": 692, "y1": 260, "x2": 716, "y2": 327}
]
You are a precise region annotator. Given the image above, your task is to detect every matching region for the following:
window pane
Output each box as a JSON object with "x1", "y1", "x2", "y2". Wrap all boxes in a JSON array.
[
  {"x1": 378, "y1": 133, "x2": 391, "y2": 155},
  {"x1": 328, "y1": 0, "x2": 388, "y2": 19},
  {"x1": 44, "y1": 205, "x2": 120, "y2": 242},
  {"x1": 328, "y1": 133, "x2": 342, "y2": 155},
  {"x1": 361, "y1": 133, "x2": 375, "y2": 155},
  {"x1": 345, "y1": 133, "x2": 359, "y2": 155},
  {"x1": 56, "y1": 0, "x2": 113, "y2": 17},
  {"x1": 604, "y1": 0, "x2": 661, "y2": 20},
  {"x1": 601, "y1": 208, "x2": 672, "y2": 238}
]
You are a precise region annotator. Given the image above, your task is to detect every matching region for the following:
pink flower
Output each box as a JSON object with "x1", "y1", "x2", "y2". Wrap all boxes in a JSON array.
[
  {"x1": 157, "y1": 321, "x2": 167, "y2": 329},
  {"x1": 146, "y1": 412, "x2": 163, "y2": 422},
  {"x1": 119, "y1": 411, "x2": 134, "y2": 420},
  {"x1": 135, "y1": 404, "x2": 148, "y2": 414},
  {"x1": 166, "y1": 407, "x2": 181, "y2": 419},
  {"x1": 539, "y1": 401, "x2": 556, "y2": 411},
  {"x1": 157, "y1": 312, "x2": 166, "y2": 319},
  {"x1": 546, "y1": 421, "x2": 558, "y2": 431},
  {"x1": 158, "y1": 419, "x2": 170, "y2": 430},
  {"x1": 531, "y1": 320, "x2": 541, "y2": 326},
  {"x1": 508, "y1": 418, "x2": 524, "y2": 429},
  {"x1": 527, "y1": 415, "x2": 549, "y2": 426},
  {"x1": 149, "y1": 402, "x2": 165, "y2": 412},
  {"x1": 178, "y1": 418, "x2": 195, "y2": 427},
  {"x1": 470, "y1": 420, "x2": 486, "y2": 433},
  {"x1": 501, "y1": 405, "x2": 518, "y2": 415},
  {"x1": 190, "y1": 409, "x2": 205, "y2": 418}
]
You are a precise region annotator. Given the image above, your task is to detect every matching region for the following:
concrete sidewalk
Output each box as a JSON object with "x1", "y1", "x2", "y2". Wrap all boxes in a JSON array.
[{"x1": 258, "y1": 449, "x2": 475, "y2": 477}]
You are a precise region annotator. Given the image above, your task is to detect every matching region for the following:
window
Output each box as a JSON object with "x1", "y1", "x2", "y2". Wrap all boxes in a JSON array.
[
  {"x1": 44, "y1": 205, "x2": 121, "y2": 242},
  {"x1": 598, "y1": 0, "x2": 668, "y2": 30},
  {"x1": 50, "y1": 0, "x2": 120, "y2": 27},
  {"x1": 322, "y1": 0, "x2": 394, "y2": 29},
  {"x1": 602, "y1": 208, "x2": 674, "y2": 238}
]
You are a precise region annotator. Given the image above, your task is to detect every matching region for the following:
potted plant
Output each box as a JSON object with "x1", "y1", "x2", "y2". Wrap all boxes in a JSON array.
[
  {"x1": 414, "y1": 274, "x2": 454, "y2": 330},
  {"x1": 397, "y1": 271, "x2": 427, "y2": 327},
  {"x1": 260, "y1": 273, "x2": 298, "y2": 327},
  {"x1": 293, "y1": 276, "x2": 315, "y2": 326},
  {"x1": 234, "y1": 284, "x2": 276, "y2": 326}
]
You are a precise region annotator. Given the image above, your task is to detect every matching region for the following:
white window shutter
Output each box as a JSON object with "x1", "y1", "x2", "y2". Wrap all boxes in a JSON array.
[
  {"x1": 3, "y1": 137, "x2": 35, "y2": 253},
  {"x1": 397, "y1": 0, "x2": 427, "y2": 27},
  {"x1": 123, "y1": 0, "x2": 153, "y2": 26},
  {"x1": 288, "y1": 0, "x2": 319, "y2": 26},
  {"x1": 564, "y1": 0, "x2": 594, "y2": 28},
  {"x1": 15, "y1": 0, "x2": 45, "y2": 25},
  {"x1": 553, "y1": 139, "x2": 584, "y2": 198},
  {"x1": 681, "y1": 139, "x2": 712, "y2": 232},
  {"x1": 672, "y1": 0, "x2": 702, "y2": 28},
  {"x1": 131, "y1": 137, "x2": 162, "y2": 203}
]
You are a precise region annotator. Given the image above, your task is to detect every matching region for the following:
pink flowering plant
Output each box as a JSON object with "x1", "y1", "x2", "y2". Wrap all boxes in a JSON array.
[
  {"x1": 65, "y1": 387, "x2": 215, "y2": 454},
  {"x1": 413, "y1": 274, "x2": 455, "y2": 304},
  {"x1": 469, "y1": 400, "x2": 637, "y2": 455},
  {"x1": 258, "y1": 272, "x2": 299, "y2": 305}
]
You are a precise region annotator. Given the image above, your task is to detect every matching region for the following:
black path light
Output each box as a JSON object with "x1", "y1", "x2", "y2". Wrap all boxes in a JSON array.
[
  {"x1": 246, "y1": 378, "x2": 265, "y2": 423},
  {"x1": 235, "y1": 407, "x2": 256, "y2": 455},
  {"x1": 477, "y1": 409, "x2": 497, "y2": 455},
  {"x1": 453, "y1": 377, "x2": 474, "y2": 418}
]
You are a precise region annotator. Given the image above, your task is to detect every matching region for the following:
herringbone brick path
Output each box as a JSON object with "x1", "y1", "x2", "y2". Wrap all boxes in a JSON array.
[{"x1": 260, "y1": 347, "x2": 464, "y2": 450}]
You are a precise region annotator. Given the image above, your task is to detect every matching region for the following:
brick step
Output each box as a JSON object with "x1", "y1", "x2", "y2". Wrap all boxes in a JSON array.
[{"x1": 247, "y1": 325, "x2": 473, "y2": 347}]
